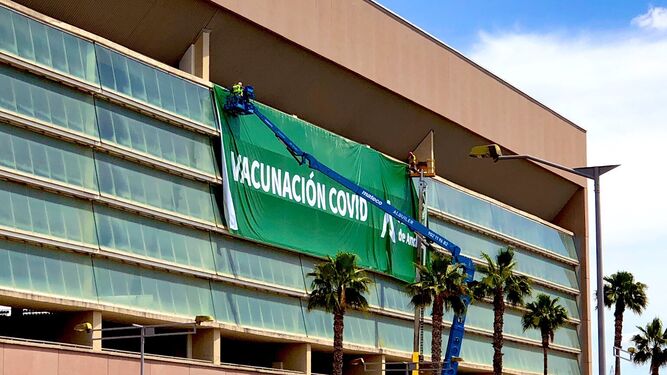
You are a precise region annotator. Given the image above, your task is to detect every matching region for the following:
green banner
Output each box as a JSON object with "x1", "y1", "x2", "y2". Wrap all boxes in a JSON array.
[{"x1": 214, "y1": 86, "x2": 417, "y2": 281}]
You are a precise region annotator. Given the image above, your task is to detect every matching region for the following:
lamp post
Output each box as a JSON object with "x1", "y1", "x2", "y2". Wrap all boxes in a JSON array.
[
  {"x1": 469, "y1": 144, "x2": 618, "y2": 375},
  {"x1": 74, "y1": 315, "x2": 214, "y2": 375}
]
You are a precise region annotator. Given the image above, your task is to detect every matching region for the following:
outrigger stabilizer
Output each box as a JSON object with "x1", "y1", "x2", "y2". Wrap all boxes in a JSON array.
[{"x1": 223, "y1": 83, "x2": 475, "y2": 375}]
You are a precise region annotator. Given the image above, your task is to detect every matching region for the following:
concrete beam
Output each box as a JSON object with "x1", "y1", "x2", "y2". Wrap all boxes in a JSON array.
[
  {"x1": 61, "y1": 311, "x2": 102, "y2": 351},
  {"x1": 276, "y1": 343, "x2": 311, "y2": 374},
  {"x1": 179, "y1": 29, "x2": 210, "y2": 80},
  {"x1": 187, "y1": 327, "x2": 220, "y2": 365}
]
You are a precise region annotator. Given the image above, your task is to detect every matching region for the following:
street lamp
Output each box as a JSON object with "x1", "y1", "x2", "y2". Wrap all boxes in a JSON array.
[
  {"x1": 74, "y1": 315, "x2": 214, "y2": 375},
  {"x1": 469, "y1": 144, "x2": 619, "y2": 375}
]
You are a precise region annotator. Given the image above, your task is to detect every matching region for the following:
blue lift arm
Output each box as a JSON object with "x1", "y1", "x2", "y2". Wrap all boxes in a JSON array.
[{"x1": 223, "y1": 84, "x2": 474, "y2": 375}]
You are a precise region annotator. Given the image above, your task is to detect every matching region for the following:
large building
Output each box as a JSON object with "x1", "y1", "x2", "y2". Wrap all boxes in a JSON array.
[{"x1": 0, "y1": 1, "x2": 589, "y2": 374}]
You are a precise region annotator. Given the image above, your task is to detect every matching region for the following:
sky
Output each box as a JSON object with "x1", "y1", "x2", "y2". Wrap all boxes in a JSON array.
[{"x1": 376, "y1": 1, "x2": 667, "y2": 375}]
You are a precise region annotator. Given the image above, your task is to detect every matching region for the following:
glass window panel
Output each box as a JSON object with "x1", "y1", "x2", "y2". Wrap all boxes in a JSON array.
[
  {"x1": 95, "y1": 152, "x2": 219, "y2": 223},
  {"x1": 374, "y1": 275, "x2": 411, "y2": 313},
  {"x1": 0, "y1": 239, "x2": 96, "y2": 301},
  {"x1": 93, "y1": 258, "x2": 214, "y2": 318},
  {"x1": 0, "y1": 64, "x2": 98, "y2": 137},
  {"x1": 127, "y1": 58, "x2": 147, "y2": 102},
  {"x1": 303, "y1": 308, "x2": 376, "y2": 348},
  {"x1": 110, "y1": 51, "x2": 130, "y2": 94},
  {"x1": 11, "y1": 10, "x2": 35, "y2": 61},
  {"x1": 0, "y1": 180, "x2": 96, "y2": 244},
  {"x1": 46, "y1": 26, "x2": 67, "y2": 74},
  {"x1": 458, "y1": 302, "x2": 579, "y2": 349},
  {"x1": 0, "y1": 6, "x2": 98, "y2": 83},
  {"x1": 377, "y1": 315, "x2": 413, "y2": 352},
  {"x1": 28, "y1": 21, "x2": 51, "y2": 68},
  {"x1": 428, "y1": 217, "x2": 579, "y2": 289},
  {"x1": 212, "y1": 234, "x2": 306, "y2": 291},
  {"x1": 0, "y1": 6, "x2": 18, "y2": 55},
  {"x1": 95, "y1": 42, "x2": 115, "y2": 89},
  {"x1": 94, "y1": 45, "x2": 215, "y2": 128},
  {"x1": 213, "y1": 283, "x2": 306, "y2": 335},
  {"x1": 426, "y1": 179, "x2": 577, "y2": 259},
  {"x1": 499, "y1": 340, "x2": 581, "y2": 375},
  {"x1": 156, "y1": 70, "x2": 176, "y2": 113},
  {"x1": 303, "y1": 308, "x2": 333, "y2": 340},
  {"x1": 343, "y1": 312, "x2": 376, "y2": 347},
  {"x1": 208, "y1": 283, "x2": 235, "y2": 325}
]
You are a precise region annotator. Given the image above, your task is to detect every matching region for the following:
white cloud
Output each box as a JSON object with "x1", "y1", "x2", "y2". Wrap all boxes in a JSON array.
[
  {"x1": 632, "y1": 6, "x2": 667, "y2": 31},
  {"x1": 468, "y1": 17, "x2": 667, "y2": 375}
]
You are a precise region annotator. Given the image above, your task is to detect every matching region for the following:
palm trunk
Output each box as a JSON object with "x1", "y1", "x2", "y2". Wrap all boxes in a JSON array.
[
  {"x1": 431, "y1": 295, "x2": 444, "y2": 374},
  {"x1": 614, "y1": 308, "x2": 624, "y2": 375},
  {"x1": 492, "y1": 288, "x2": 504, "y2": 375},
  {"x1": 333, "y1": 308, "x2": 345, "y2": 375},
  {"x1": 542, "y1": 332, "x2": 549, "y2": 375},
  {"x1": 651, "y1": 362, "x2": 659, "y2": 375}
]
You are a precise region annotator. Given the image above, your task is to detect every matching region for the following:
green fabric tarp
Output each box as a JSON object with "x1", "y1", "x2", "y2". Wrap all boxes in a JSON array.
[{"x1": 214, "y1": 86, "x2": 417, "y2": 281}]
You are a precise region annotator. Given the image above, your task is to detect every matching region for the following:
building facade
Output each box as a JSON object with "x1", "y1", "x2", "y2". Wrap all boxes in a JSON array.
[{"x1": 0, "y1": 1, "x2": 589, "y2": 374}]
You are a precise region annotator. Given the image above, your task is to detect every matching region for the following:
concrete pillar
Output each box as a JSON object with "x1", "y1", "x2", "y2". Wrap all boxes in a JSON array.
[
  {"x1": 179, "y1": 30, "x2": 210, "y2": 80},
  {"x1": 276, "y1": 343, "x2": 311, "y2": 374},
  {"x1": 61, "y1": 311, "x2": 102, "y2": 351},
  {"x1": 187, "y1": 328, "x2": 220, "y2": 365},
  {"x1": 347, "y1": 354, "x2": 384, "y2": 375}
]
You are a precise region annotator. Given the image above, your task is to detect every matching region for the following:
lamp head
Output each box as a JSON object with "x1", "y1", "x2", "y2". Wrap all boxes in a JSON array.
[
  {"x1": 73, "y1": 322, "x2": 92, "y2": 333},
  {"x1": 195, "y1": 315, "x2": 214, "y2": 325},
  {"x1": 349, "y1": 358, "x2": 365, "y2": 366},
  {"x1": 469, "y1": 144, "x2": 502, "y2": 161}
]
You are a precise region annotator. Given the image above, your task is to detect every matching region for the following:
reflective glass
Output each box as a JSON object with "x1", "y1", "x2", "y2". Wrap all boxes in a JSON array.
[
  {"x1": 0, "y1": 239, "x2": 96, "y2": 301},
  {"x1": 95, "y1": 100, "x2": 217, "y2": 176},
  {"x1": 95, "y1": 153, "x2": 219, "y2": 223},
  {"x1": 0, "y1": 123, "x2": 97, "y2": 189},
  {"x1": 377, "y1": 315, "x2": 413, "y2": 352},
  {"x1": 94, "y1": 204, "x2": 215, "y2": 271},
  {"x1": 95, "y1": 45, "x2": 215, "y2": 128},
  {"x1": 93, "y1": 258, "x2": 215, "y2": 318},
  {"x1": 212, "y1": 234, "x2": 306, "y2": 291},
  {"x1": 426, "y1": 179, "x2": 577, "y2": 259},
  {"x1": 212, "y1": 283, "x2": 306, "y2": 334},
  {"x1": 428, "y1": 217, "x2": 579, "y2": 289},
  {"x1": 0, "y1": 6, "x2": 98, "y2": 84},
  {"x1": 460, "y1": 303, "x2": 579, "y2": 349},
  {"x1": 0, "y1": 180, "x2": 96, "y2": 244},
  {"x1": 0, "y1": 64, "x2": 97, "y2": 136},
  {"x1": 374, "y1": 274, "x2": 412, "y2": 313},
  {"x1": 431, "y1": 331, "x2": 580, "y2": 375},
  {"x1": 304, "y1": 309, "x2": 376, "y2": 347}
]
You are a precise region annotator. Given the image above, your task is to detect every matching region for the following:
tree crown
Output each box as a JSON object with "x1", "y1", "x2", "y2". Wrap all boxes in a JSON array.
[
  {"x1": 604, "y1": 271, "x2": 648, "y2": 315},
  {"x1": 629, "y1": 318, "x2": 667, "y2": 369},
  {"x1": 307, "y1": 251, "x2": 373, "y2": 313},
  {"x1": 473, "y1": 247, "x2": 532, "y2": 306},
  {"x1": 406, "y1": 251, "x2": 470, "y2": 315},
  {"x1": 521, "y1": 294, "x2": 568, "y2": 343}
]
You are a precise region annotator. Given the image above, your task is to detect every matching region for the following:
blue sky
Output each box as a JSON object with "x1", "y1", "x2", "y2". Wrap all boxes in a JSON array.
[
  {"x1": 375, "y1": 2, "x2": 667, "y2": 375},
  {"x1": 377, "y1": 0, "x2": 667, "y2": 52}
]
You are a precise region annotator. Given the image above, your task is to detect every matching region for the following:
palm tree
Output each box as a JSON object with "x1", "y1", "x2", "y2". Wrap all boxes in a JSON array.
[
  {"x1": 472, "y1": 247, "x2": 531, "y2": 375},
  {"x1": 522, "y1": 294, "x2": 568, "y2": 375},
  {"x1": 307, "y1": 252, "x2": 373, "y2": 375},
  {"x1": 406, "y1": 251, "x2": 469, "y2": 373},
  {"x1": 605, "y1": 271, "x2": 649, "y2": 375},
  {"x1": 629, "y1": 318, "x2": 667, "y2": 375}
]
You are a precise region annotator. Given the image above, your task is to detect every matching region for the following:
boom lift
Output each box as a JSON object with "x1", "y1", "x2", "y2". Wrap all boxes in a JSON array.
[{"x1": 223, "y1": 84, "x2": 475, "y2": 375}]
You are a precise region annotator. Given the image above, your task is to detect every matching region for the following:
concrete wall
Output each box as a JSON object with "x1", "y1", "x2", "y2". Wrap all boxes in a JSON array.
[{"x1": 0, "y1": 340, "x2": 299, "y2": 375}]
